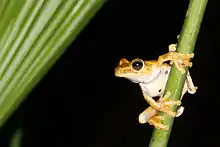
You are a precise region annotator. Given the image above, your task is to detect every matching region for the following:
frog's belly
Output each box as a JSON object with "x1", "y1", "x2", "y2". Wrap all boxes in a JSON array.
[{"x1": 140, "y1": 74, "x2": 168, "y2": 97}]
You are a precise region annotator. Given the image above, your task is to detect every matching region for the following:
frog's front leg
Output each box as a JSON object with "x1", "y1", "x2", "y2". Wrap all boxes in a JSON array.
[
  {"x1": 157, "y1": 45, "x2": 194, "y2": 74},
  {"x1": 141, "y1": 90, "x2": 181, "y2": 117}
]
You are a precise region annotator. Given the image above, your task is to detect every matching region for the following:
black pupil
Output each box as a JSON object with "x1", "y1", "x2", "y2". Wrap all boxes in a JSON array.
[{"x1": 132, "y1": 61, "x2": 143, "y2": 70}]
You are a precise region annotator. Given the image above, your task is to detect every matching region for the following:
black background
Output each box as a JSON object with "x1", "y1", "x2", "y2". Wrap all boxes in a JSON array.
[{"x1": 0, "y1": 0, "x2": 219, "y2": 147}]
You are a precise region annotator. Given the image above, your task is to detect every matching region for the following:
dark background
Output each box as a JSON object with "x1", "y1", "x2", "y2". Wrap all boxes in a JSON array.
[{"x1": 0, "y1": 0, "x2": 219, "y2": 147}]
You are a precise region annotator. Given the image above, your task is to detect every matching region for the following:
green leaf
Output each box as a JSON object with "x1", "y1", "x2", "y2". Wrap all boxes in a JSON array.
[{"x1": 0, "y1": 0, "x2": 105, "y2": 128}]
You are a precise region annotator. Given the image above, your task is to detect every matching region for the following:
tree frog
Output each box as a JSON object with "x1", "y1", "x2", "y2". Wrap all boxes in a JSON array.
[{"x1": 115, "y1": 44, "x2": 197, "y2": 130}]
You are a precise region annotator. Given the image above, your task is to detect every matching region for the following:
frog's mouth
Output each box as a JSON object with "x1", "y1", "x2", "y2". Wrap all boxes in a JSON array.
[{"x1": 122, "y1": 70, "x2": 161, "y2": 84}]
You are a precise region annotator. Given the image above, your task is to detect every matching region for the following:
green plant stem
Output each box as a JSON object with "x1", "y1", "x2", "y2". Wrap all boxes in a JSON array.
[
  {"x1": 149, "y1": 0, "x2": 208, "y2": 146},
  {"x1": 0, "y1": 0, "x2": 105, "y2": 128}
]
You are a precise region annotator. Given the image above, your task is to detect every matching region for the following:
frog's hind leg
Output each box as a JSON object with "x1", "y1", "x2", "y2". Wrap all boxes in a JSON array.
[
  {"x1": 138, "y1": 101, "x2": 184, "y2": 124},
  {"x1": 157, "y1": 71, "x2": 197, "y2": 118},
  {"x1": 141, "y1": 90, "x2": 181, "y2": 117}
]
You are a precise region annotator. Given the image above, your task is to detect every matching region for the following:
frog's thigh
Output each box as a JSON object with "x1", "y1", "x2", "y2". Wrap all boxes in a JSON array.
[{"x1": 139, "y1": 106, "x2": 156, "y2": 124}]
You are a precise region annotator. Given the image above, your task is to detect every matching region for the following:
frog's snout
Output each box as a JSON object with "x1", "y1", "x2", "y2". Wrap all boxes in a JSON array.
[{"x1": 115, "y1": 68, "x2": 121, "y2": 77}]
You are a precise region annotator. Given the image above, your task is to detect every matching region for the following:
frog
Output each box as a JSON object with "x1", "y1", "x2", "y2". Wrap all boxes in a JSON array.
[{"x1": 115, "y1": 44, "x2": 197, "y2": 130}]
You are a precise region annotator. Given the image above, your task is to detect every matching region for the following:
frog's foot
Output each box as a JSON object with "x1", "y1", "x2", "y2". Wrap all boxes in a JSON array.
[
  {"x1": 176, "y1": 53, "x2": 194, "y2": 74},
  {"x1": 168, "y1": 44, "x2": 194, "y2": 68},
  {"x1": 158, "y1": 51, "x2": 194, "y2": 74},
  {"x1": 148, "y1": 115, "x2": 169, "y2": 130},
  {"x1": 151, "y1": 92, "x2": 181, "y2": 117},
  {"x1": 169, "y1": 43, "x2": 194, "y2": 74}
]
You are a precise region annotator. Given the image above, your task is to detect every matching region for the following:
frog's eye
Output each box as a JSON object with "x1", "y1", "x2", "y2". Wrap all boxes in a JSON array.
[{"x1": 131, "y1": 59, "x2": 144, "y2": 71}]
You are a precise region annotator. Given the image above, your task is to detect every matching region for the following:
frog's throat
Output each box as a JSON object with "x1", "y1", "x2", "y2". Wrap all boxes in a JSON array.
[{"x1": 142, "y1": 70, "x2": 162, "y2": 84}]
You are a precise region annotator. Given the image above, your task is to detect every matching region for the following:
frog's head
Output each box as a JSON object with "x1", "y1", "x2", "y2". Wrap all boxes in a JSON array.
[{"x1": 115, "y1": 58, "x2": 159, "y2": 83}]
